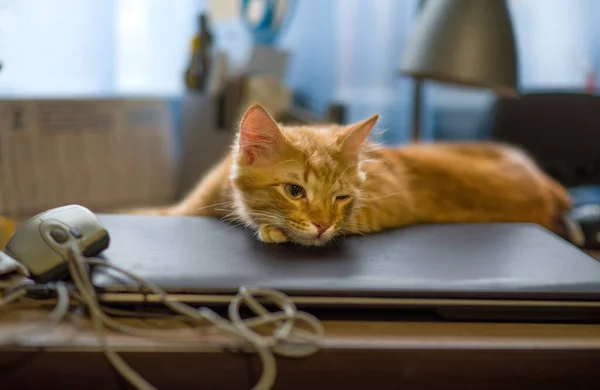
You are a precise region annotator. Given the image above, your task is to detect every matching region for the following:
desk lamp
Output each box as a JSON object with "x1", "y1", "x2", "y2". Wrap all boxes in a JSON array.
[{"x1": 401, "y1": 0, "x2": 518, "y2": 141}]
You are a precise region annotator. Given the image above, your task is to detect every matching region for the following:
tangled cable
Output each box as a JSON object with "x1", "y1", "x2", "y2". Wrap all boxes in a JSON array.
[
  {"x1": 0, "y1": 242, "x2": 324, "y2": 389},
  {"x1": 66, "y1": 243, "x2": 324, "y2": 390}
]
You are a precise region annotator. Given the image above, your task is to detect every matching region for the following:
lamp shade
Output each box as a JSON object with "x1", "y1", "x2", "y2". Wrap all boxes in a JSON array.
[{"x1": 401, "y1": 0, "x2": 518, "y2": 96}]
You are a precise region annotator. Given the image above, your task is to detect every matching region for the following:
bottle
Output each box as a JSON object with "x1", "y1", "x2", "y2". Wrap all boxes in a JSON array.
[{"x1": 185, "y1": 13, "x2": 214, "y2": 91}]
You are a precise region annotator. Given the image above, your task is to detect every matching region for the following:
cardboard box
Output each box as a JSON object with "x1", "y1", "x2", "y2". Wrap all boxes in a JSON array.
[{"x1": 0, "y1": 98, "x2": 176, "y2": 217}]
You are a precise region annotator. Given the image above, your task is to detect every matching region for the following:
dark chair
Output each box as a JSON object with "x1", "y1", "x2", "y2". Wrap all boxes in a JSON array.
[
  {"x1": 485, "y1": 92, "x2": 600, "y2": 188},
  {"x1": 484, "y1": 92, "x2": 600, "y2": 248}
]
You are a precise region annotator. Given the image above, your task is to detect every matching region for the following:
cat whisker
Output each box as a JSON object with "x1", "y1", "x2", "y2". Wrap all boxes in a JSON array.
[
  {"x1": 220, "y1": 218, "x2": 245, "y2": 229},
  {"x1": 250, "y1": 211, "x2": 286, "y2": 221},
  {"x1": 252, "y1": 217, "x2": 283, "y2": 225},
  {"x1": 220, "y1": 211, "x2": 241, "y2": 219},
  {"x1": 343, "y1": 227, "x2": 366, "y2": 236},
  {"x1": 213, "y1": 208, "x2": 235, "y2": 213},
  {"x1": 221, "y1": 214, "x2": 244, "y2": 222},
  {"x1": 293, "y1": 146, "x2": 310, "y2": 161},
  {"x1": 359, "y1": 190, "x2": 409, "y2": 201},
  {"x1": 220, "y1": 211, "x2": 246, "y2": 224},
  {"x1": 221, "y1": 210, "x2": 238, "y2": 218},
  {"x1": 250, "y1": 210, "x2": 282, "y2": 217},
  {"x1": 342, "y1": 222, "x2": 368, "y2": 236},
  {"x1": 194, "y1": 201, "x2": 235, "y2": 212},
  {"x1": 331, "y1": 235, "x2": 341, "y2": 246},
  {"x1": 269, "y1": 159, "x2": 304, "y2": 171},
  {"x1": 331, "y1": 163, "x2": 358, "y2": 191},
  {"x1": 223, "y1": 222, "x2": 246, "y2": 232},
  {"x1": 251, "y1": 213, "x2": 287, "y2": 225},
  {"x1": 220, "y1": 218, "x2": 253, "y2": 233},
  {"x1": 361, "y1": 157, "x2": 392, "y2": 166}
]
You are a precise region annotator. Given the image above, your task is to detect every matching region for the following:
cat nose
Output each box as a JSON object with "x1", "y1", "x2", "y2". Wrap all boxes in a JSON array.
[{"x1": 312, "y1": 221, "x2": 331, "y2": 235}]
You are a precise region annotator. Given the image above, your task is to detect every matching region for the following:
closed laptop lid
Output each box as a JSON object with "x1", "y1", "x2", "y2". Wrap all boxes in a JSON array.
[{"x1": 92, "y1": 215, "x2": 600, "y2": 301}]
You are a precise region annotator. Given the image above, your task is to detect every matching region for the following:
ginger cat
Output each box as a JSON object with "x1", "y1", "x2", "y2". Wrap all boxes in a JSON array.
[{"x1": 134, "y1": 104, "x2": 570, "y2": 246}]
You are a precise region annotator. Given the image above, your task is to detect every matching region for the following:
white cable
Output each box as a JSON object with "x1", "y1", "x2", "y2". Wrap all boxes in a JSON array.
[
  {"x1": 67, "y1": 243, "x2": 323, "y2": 390},
  {"x1": 0, "y1": 282, "x2": 69, "y2": 347},
  {"x1": 68, "y1": 243, "x2": 158, "y2": 390},
  {"x1": 0, "y1": 288, "x2": 26, "y2": 308},
  {"x1": 84, "y1": 259, "x2": 323, "y2": 350},
  {"x1": 47, "y1": 282, "x2": 70, "y2": 326}
]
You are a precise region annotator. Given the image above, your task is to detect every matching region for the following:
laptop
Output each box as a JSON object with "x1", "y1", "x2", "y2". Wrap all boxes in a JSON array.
[{"x1": 92, "y1": 215, "x2": 600, "y2": 322}]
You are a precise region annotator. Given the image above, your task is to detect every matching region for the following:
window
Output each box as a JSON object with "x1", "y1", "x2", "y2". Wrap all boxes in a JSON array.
[{"x1": 0, "y1": 0, "x2": 594, "y2": 139}]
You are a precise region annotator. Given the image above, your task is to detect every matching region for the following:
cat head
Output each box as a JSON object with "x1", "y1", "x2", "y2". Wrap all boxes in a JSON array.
[{"x1": 230, "y1": 104, "x2": 379, "y2": 246}]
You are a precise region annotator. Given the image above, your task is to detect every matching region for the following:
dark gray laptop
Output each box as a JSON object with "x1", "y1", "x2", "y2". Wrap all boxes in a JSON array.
[{"x1": 92, "y1": 215, "x2": 600, "y2": 322}]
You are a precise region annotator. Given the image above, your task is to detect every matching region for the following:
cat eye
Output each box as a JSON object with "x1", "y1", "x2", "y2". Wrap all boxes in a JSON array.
[
  {"x1": 335, "y1": 195, "x2": 351, "y2": 201},
  {"x1": 284, "y1": 184, "x2": 306, "y2": 199}
]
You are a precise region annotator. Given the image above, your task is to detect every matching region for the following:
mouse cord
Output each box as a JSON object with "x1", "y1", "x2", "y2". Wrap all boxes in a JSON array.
[
  {"x1": 68, "y1": 253, "x2": 321, "y2": 344},
  {"x1": 0, "y1": 282, "x2": 70, "y2": 346},
  {"x1": 86, "y1": 260, "x2": 324, "y2": 381},
  {"x1": 68, "y1": 245, "x2": 156, "y2": 390},
  {"x1": 0, "y1": 288, "x2": 26, "y2": 308},
  {"x1": 84, "y1": 259, "x2": 323, "y2": 354},
  {"x1": 67, "y1": 243, "x2": 323, "y2": 390}
]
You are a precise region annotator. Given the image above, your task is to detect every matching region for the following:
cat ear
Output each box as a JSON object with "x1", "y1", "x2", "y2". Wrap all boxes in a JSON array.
[
  {"x1": 238, "y1": 104, "x2": 285, "y2": 164},
  {"x1": 339, "y1": 114, "x2": 379, "y2": 155}
]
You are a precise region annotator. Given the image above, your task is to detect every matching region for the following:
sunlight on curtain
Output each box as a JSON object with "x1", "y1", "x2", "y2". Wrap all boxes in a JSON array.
[
  {"x1": 0, "y1": 0, "x2": 116, "y2": 96},
  {"x1": 332, "y1": 0, "x2": 416, "y2": 133},
  {"x1": 116, "y1": 0, "x2": 205, "y2": 95},
  {"x1": 277, "y1": 0, "x2": 412, "y2": 142},
  {"x1": 0, "y1": 0, "x2": 204, "y2": 97},
  {"x1": 277, "y1": 0, "x2": 336, "y2": 113},
  {"x1": 509, "y1": 0, "x2": 591, "y2": 89},
  {"x1": 0, "y1": 0, "x2": 595, "y2": 139}
]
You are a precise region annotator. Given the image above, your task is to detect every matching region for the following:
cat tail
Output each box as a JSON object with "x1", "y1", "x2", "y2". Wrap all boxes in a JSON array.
[
  {"x1": 546, "y1": 178, "x2": 583, "y2": 245},
  {"x1": 547, "y1": 177, "x2": 571, "y2": 213}
]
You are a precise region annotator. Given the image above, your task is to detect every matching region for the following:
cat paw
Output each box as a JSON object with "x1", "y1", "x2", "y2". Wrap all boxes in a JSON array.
[{"x1": 258, "y1": 225, "x2": 288, "y2": 244}]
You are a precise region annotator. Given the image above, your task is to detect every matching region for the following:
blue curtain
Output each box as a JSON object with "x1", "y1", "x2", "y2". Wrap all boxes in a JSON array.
[
  {"x1": 279, "y1": 0, "x2": 597, "y2": 143},
  {"x1": 0, "y1": 0, "x2": 595, "y2": 141},
  {"x1": 278, "y1": 0, "x2": 337, "y2": 114},
  {"x1": 279, "y1": 0, "x2": 419, "y2": 144}
]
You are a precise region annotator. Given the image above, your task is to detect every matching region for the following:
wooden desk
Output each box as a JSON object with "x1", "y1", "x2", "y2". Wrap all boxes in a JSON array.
[
  {"x1": 1, "y1": 306, "x2": 600, "y2": 390},
  {"x1": 0, "y1": 253, "x2": 598, "y2": 390}
]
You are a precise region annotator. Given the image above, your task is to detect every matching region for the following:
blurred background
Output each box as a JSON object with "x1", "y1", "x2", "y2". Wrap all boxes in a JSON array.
[{"x1": 0, "y1": 0, "x2": 599, "y2": 224}]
